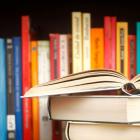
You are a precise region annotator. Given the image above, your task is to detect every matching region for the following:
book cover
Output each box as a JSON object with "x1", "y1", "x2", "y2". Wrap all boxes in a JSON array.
[
  {"x1": 6, "y1": 38, "x2": 16, "y2": 140},
  {"x1": 82, "y1": 13, "x2": 91, "y2": 71},
  {"x1": 91, "y1": 28, "x2": 104, "y2": 69},
  {"x1": 104, "y1": 16, "x2": 116, "y2": 70},
  {"x1": 136, "y1": 22, "x2": 140, "y2": 74},
  {"x1": 13, "y1": 37, "x2": 23, "y2": 140},
  {"x1": 72, "y1": 12, "x2": 83, "y2": 73},
  {"x1": 116, "y1": 22, "x2": 128, "y2": 78},
  {"x1": 21, "y1": 15, "x2": 32, "y2": 140},
  {"x1": 31, "y1": 41, "x2": 39, "y2": 140},
  {"x1": 0, "y1": 39, "x2": 7, "y2": 140},
  {"x1": 128, "y1": 35, "x2": 136, "y2": 79}
]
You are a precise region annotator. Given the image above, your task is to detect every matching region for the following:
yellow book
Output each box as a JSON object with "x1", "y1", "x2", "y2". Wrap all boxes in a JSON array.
[
  {"x1": 90, "y1": 28, "x2": 104, "y2": 69},
  {"x1": 116, "y1": 22, "x2": 128, "y2": 78},
  {"x1": 31, "y1": 41, "x2": 39, "y2": 140},
  {"x1": 72, "y1": 12, "x2": 83, "y2": 73},
  {"x1": 83, "y1": 13, "x2": 91, "y2": 71}
]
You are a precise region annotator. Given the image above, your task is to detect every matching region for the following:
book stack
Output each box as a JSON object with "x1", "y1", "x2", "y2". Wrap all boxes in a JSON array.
[{"x1": 23, "y1": 70, "x2": 140, "y2": 140}]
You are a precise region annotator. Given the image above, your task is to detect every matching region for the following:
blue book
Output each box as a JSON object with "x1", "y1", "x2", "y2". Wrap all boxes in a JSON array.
[
  {"x1": 136, "y1": 22, "x2": 140, "y2": 74},
  {"x1": 0, "y1": 39, "x2": 7, "y2": 140},
  {"x1": 13, "y1": 37, "x2": 22, "y2": 140}
]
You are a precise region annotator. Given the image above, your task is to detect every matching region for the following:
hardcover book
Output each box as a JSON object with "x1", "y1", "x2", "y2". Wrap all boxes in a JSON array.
[{"x1": 66, "y1": 121, "x2": 140, "y2": 140}]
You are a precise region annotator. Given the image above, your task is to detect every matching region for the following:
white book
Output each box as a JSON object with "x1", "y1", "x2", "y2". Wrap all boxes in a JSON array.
[
  {"x1": 83, "y1": 13, "x2": 91, "y2": 71},
  {"x1": 72, "y1": 12, "x2": 83, "y2": 73},
  {"x1": 49, "y1": 95, "x2": 140, "y2": 123},
  {"x1": 66, "y1": 121, "x2": 140, "y2": 140},
  {"x1": 38, "y1": 41, "x2": 52, "y2": 140}
]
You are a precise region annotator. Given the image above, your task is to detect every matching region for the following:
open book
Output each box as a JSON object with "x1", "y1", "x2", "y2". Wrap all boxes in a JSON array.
[{"x1": 23, "y1": 69, "x2": 140, "y2": 98}]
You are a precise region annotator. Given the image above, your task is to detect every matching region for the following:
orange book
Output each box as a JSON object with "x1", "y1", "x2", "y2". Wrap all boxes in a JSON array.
[
  {"x1": 31, "y1": 41, "x2": 39, "y2": 140},
  {"x1": 90, "y1": 28, "x2": 104, "y2": 69}
]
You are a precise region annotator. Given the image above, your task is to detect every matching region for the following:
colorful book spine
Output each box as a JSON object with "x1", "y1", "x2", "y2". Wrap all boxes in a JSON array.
[
  {"x1": 116, "y1": 22, "x2": 128, "y2": 77},
  {"x1": 128, "y1": 35, "x2": 136, "y2": 79},
  {"x1": 38, "y1": 41, "x2": 52, "y2": 140},
  {"x1": 0, "y1": 39, "x2": 7, "y2": 140},
  {"x1": 21, "y1": 16, "x2": 32, "y2": 140},
  {"x1": 31, "y1": 41, "x2": 39, "y2": 140},
  {"x1": 83, "y1": 13, "x2": 91, "y2": 71},
  {"x1": 136, "y1": 22, "x2": 140, "y2": 74},
  {"x1": 111, "y1": 17, "x2": 117, "y2": 70},
  {"x1": 60, "y1": 34, "x2": 72, "y2": 77},
  {"x1": 13, "y1": 37, "x2": 22, "y2": 140},
  {"x1": 90, "y1": 28, "x2": 104, "y2": 69},
  {"x1": 72, "y1": 12, "x2": 83, "y2": 73},
  {"x1": 104, "y1": 16, "x2": 116, "y2": 70},
  {"x1": 50, "y1": 33, "x2": 60, "y2": 79},
  {"x1": 6, "y1": 38, "x2": 16, "y2": 140}
]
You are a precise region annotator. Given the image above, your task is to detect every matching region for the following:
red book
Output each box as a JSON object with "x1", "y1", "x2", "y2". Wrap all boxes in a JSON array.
[
  {"x1": 128, "y1": 35, "x2": 136, "y2": 79},
  {"x1": 49, "y1": 33, "x2": 62, "y2": 140},
  {"x1": 111, "y1": 16, "x2": 116, "y2": 70},
  {"x1": 21, "y1": 16, "x2": 32, "y2": 140},
  {"x1": 104, "y1": 16, "x2": 116, "y2": 70}
]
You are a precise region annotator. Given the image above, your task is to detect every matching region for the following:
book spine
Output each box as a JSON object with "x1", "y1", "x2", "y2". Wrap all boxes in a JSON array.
[
  {"x1": 60, "y1": 34, "x2": 71, "y2": 77},
  {"x1": 72, "y1": 12, "x2": 83, "y2": 73},
  {"x1": 116, "y1": 22, "x2": 128, "y2": 78},
  {"x1": 136, "y1": 22, "x2": 140, "y2": 74},
  {"x1": 31, "y1": 41, "x2": 39, "y2": 140},
  {"x1": 128, "y1": 35, "x2": 136, "y2": 79},
  {"x1": 6, "y1": 38, "x2": 16, "y2": 140},
  {"x1": 0, "y1": 39, "x2": 7, "y2": 140},
  {"x1": 50, "y1": 34, "x2": 60, "y2": 79},
  {"x1": 111, "y1": 16, "x2": 116, "y2": 70},
  {"x1": 90, "y1": 28, "x2": 104, "y2": 69},
  {"x1": 38, "y1": 41, "x2": 52, "y2": 140},
  {"x1": 13, "y1": 37, "x2": 23, "y2": 140},
  {"x1": 104, "y1": 16, "x2": 112, "y2": 69},
  {"x1": 104, "y1": 16, "x2": 116, "y2": 70},
  {"x1": 83, "y1": 13, "x2": 91, "y2": 71},
  {"x1": 21, "y1": 16, "x2": 32, "y2": 140}
]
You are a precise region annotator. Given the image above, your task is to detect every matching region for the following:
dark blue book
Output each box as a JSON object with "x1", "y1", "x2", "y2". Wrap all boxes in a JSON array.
[
  {"x1": 13, "y1": 37, "x2": 22, "y2": 140},
  {"x1": 0, "y1": 38, "x2": 7, "y2": 140},
  {"x1": 6, "y1": 38, "x2": 16, "y2": 140}
]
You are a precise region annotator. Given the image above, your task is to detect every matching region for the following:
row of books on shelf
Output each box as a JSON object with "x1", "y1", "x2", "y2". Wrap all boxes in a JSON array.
[{"x1": 1, "y1": 10, "x2": 140, "y2": 140}]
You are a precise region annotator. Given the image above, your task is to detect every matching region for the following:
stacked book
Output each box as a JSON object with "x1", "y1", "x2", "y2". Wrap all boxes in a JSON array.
[{"x1": 23, "y1": 70, "x2": 140, "y2": 140}]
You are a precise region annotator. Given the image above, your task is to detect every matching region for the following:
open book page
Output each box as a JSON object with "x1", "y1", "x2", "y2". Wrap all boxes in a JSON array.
[{"x1": 23, "y1": 69, "x2": 140, "y2": 98}]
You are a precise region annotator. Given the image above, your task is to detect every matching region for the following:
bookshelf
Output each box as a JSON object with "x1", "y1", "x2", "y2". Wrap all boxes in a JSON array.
[{"x1": 0, "y1": 1, "x2": 140, "y2": 140}]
